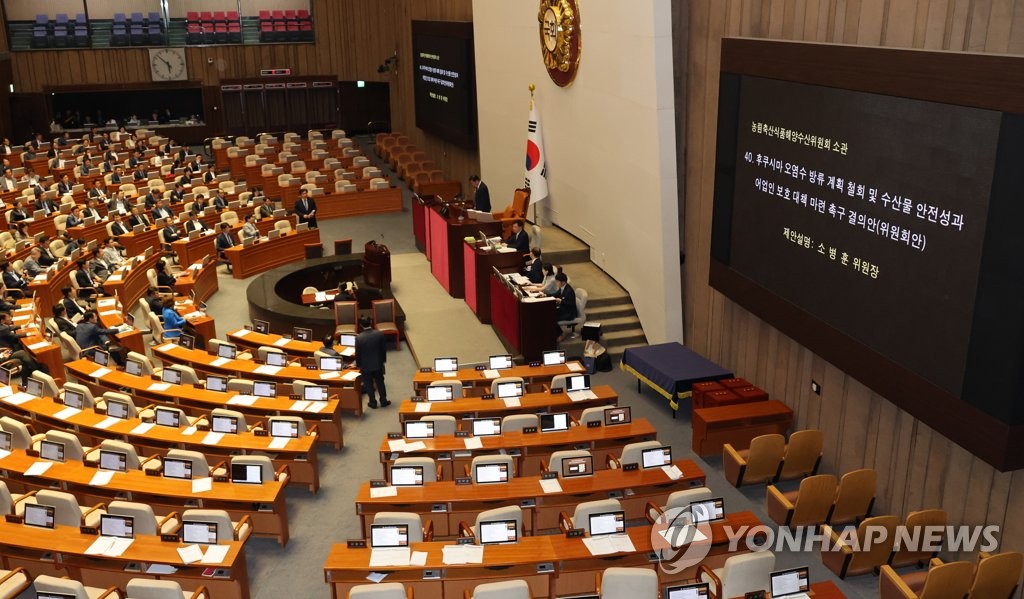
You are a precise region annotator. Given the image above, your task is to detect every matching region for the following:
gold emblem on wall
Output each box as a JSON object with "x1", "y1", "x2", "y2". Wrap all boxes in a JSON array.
[{"x1": 538, "y1": 0, "x2": 581, "y2": 87}]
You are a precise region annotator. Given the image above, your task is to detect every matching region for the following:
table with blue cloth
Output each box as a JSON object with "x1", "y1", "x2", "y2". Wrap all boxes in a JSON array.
[{"x1": 620, "y1": 342, "x2": 733, "y2": 416}]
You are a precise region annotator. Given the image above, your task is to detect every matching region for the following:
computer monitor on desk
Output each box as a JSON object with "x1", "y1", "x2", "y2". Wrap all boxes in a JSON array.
[
  {"x1": 106, "y1": 398, "x2": 130, "y2": 419},
  {"x1": 181, "y1": 520, "x2": 218, "y2": 544},
  {"x1": 231, "y1": 463, "x2": 262, "y2": 484},
  {"x1": 540, "y1": 412, "x2": 569, "y2": 432},
  {"x1": 426, "y1": 385, "x2": 454, "y2": 402},
  {"x1": 217, "y1": 344, "x2": 237, "y2": 359},
  {"x1": 478, "y1": 519, "x2": 518, "y2": 545},
  {"x1": 266, "y1": 352, "x2": 287, "y2": 367},
  {"x1": 561, "y1": 455, "x2": 593, "y2": 478},
  {"x1": 474, "y1": 462, "x2": 509, "y2": 484},
  {"x1": 319, "y1": 356, "x2": 343, "y2": 371},
  {"x1": 178, "y1": 334, "x2": 195, "y2": 350},
  {"x1": 253, "y1": 319, "x2": 269, "y2": 334},
  {"x1": 100, "y1": 514, "x2": 135, "y2": 538},
  {"x1": 155, "y1": 407, "x2": 181, "y2": 428},
  {"x1": 690, "y1": 497, "x2": 725, "y2": 523},
  {"x1": 770, "y1": 567, "x2": 811, "y2": 599},
  {"x1": 124, "y1": 357, "x2": 144, "y2": 376},
  {"x1": 293, "y1": 327, "x2": 312, "y2": 341},
  {"x1": 496, "y1": 381, "x2": 523, "y2": 399},
  {"x1": 211, "y1": 414, "x2": 238, "y2": 433},
  {"x1": 99, "y1": 449, "x2": 128, "y2": 472},
  {"x1": 390, "y1": 465, "x2": 424, "y2": 486},
  {"x1": 488, "y1": 355, "x2": 513, "y2": 370},
  {"x1": 589, "y1": 510, "x2": 625, "y2": 536},
  {"x1": 403, "y1": 420, "x2": 434, "y2": 439},
  {"x1": 92, "y1": 349, "x2": 109, "y2": 367},
  {"x1": 162, "y1": 368, "x2": 183, "y2": 385},
  {"x1": 23, "y1": 503, "x2": 55, "y2": 529},
  {"x1": 40, "y1": 440, "x2": 65, "y2": 462},
  {"x1": 370, "y1": 524, "x2": 409, "y2": 548},
  {"x1": 471, "y1": 417, "x2": 501, "y2": 437},
  {"x1": 206, "y1": 375, "x2": 227, "y2": 392},
  {"x1": 303, "y1": 385, "x2": 329, "y2": 401},
  {"x1": 270, "y1": 419, "x2": 299, "y2": 438},
  {"x1": 163, "y1": 457, "x2": 193, "y2": 480},
  {"x1": 604, "y1": 406, "x2": 631, "y2": 426},
  {"x1": 339, "y1": 333, "x2": 357, "y2": 347},
  {"x1": 664, "y1": 583, "x2": 710, "y2": 599},
  {"x1": 433, "y1": 357, "x2": 458, "y2": 373},
  {"x1": 62, "y1": 389, "x2": 85, "y2": 409},
  {"x1": 641, "y1": 446, "x2": 672, "y2": 469},
  {"x1": 253, "y1": 380, "x2": 277, "y2": 398},
  {"x1": 0, "y1": 430, "x2": 11, "y2": 452}
]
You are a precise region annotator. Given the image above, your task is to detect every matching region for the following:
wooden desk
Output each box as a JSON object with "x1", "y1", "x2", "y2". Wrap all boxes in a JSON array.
[
  {"x1": 171, "y1": 215, "x2": 293, "y2": 267},
  {"x1": 355, "y1": 459, "x2": 705, "y2": 537},
  {"x1": 0, "y1": 388, "x2": 321, "y2": 493},
  {"x1": 10, "y1": 302, "x2": 64, "y2": 384},
  {"x1": 464, "y1": 240, "x2": 527, "y2": 324},
  {"x1": 227, "y1": 328, "x2": 354, "y2": 359},
  {"x1": 412, "y1": 362, "x2": 587, "y2": 395},
  {"x1": 378, "y1": 418, "x2": 659, "y2": 479},
  {"x1": 280, "y1": 187, "x2": 403, "y2": 219},
  {"x1": 490, "y1": 274, "x2": 558, "y2": 362},
  {"x1": 397, "y1": 385, "x2": 618, "y2": 424},
  {"x1": 300, "y1": 289, "x2": 340, "y2": 305},
  {"x1": 103, "y1": 251, "x2": 163, "y2": 319},
  {"x1": 64, "y1": 358, "x2": 344, "y2": 450},
  {"x1": 0, "y1": 447, "x2": 290, "y2": 546},
  {"x1": 691, "y1": 400, "x2": 794, "y2": 457},
  {"x1": 26, "y1": 252, "x2": 80, "y2": 318},
  {"x1": 224, "y1": 228, "x2": 321, "y2": 279},
  {"x1": 151, "y1": 342, "x2": 364, "y2": 415},
  {"x1": 174, "y1": 258, "x2": 220, "y2": 304},
  {"x1": 325, "y1": 512, "x2": 761, "y2": 599},
  {"x1": 427, "y1": 206, "x2": 504, "y2": 298},
  {"x1": 0, "y1": 520, "x2": 250, "y2": 599}
]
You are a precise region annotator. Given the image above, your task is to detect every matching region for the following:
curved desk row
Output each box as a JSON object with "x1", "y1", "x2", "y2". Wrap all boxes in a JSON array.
[
  {"x1": 397, "y1": 386, "x2": 619, "y2": 423},
  {"x1": 227, "y1": 328, "x2": 355, "y2": 359},
  {"x1": 411, "y1": 361, "x2": 587, "y2": 395}
]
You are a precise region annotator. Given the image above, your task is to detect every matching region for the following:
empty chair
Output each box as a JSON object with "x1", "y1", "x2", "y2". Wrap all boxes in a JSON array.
[
  {"x1": 28, "y1": 371, "x2": 60, "y2": 397},
  {"x1": 210, "y1": 407, "x2": 249, "y2": 431},
  {"x1": 645, "y1": 487, "x2": 714, "y2": 523},
  {"x1": 469, "y1": 580, "x2": 530, "y2": 599},
  {"x1": 220, "y1": 210, "x2": 238, "y2": 226},
  {"x1": 125, "y1": 579, "x2": 209, "y2": 599},
  {"x1": 334, "y1": 301, "x2": 358, "y2": 336},
  {"x1": 778, "y1": 429, "x2": 824, "y2": 481},
  {"x1": 822, "y1": 515, "x2": 899, "y2": 578},
  {"x1": 32, "y1": 575, "x2": 120, "y2": 599},
  {"x1": 598, "y1": 567, "x2": 658, "y2": 598},
  {"x1": 559, "y1": 499, "x2": 622, "y2": 534},
  {"x1": 86, "y1": 439, "x2": 162, "y2": 472},
  {"x1": 467, "y1": 455, "x2": 514, "y2": 482},
  {"x1": 35, "y1": 429, "x2": 89, "y2": 461},
  {"x1": 579, "y1": 406, "x2": 607, "y2": 426},
  {"x1": 392, "y1": 456, "x2": 439, "y2": 482},
  {"x1": 371, "y1": 299, "x2": 400, "y2": 349},
  {"x1": 890, "y1": 509, "x2": 947, "y2": 568},
  {"x1": 461, "y1": 505, "x2": 523, "y2": 542},
  {"x1": 257, "y1": 345, "x2": 288, "y2": 363},
  {"x1": 150, "y1": 405, "x2": 197, "y2": 428},
  {"x1": 608, "y1": 440, "x2": 665, "y2": 469},
  {"x1": 489, "y1": 376, "x2": 524, "y2": 395},
  {"x1": 126, "y1": 351, "x2": 157, "y2": 375},
  {"x1": 699, "y1": 551, "x2": 776, "y2": 599},
  {"x1": 274, "y1": 219, "x2": 292, "y2": 234},
  {"x1": 99, "y1": 391, "x2": 140, "y2": 419},
  {"x1": 267, "y1": 416, "x2": 306, "y2": 438},
  {"x1": 0, "y1": 566, "x2": 29, "y2": 598},
  {"x1": 0, "y1": 481, "x2": 32, "y2": 516},
  {"x1": 545, "y1": 449, "x2": 592, "y2": 477},
  {"x1": 371, "y1": 512, "x2": 431, "y2": 543},
  {"x1": 369, "y1": 177, "x2": 389, "y2": 190},
  {"x1": 723, "y1": 433, "x2": 785, "y2": 486},
  {"x1": 165, "y1": 449, "x2": 218, "y2": 478},
  {"x1": 766, "y1": 473, "x2": 837, "y2": 527},
  {"x1": 966, "y1": 551, "x2": 1024, "y2": 599},
  {"x1": 18, "y1": 489, "x2": 105, "y2": 527},
  {"x1": 108, "y1": 500, "x2": 180, "y2": 536},
  {"x1": 226, "y1": 378, "x2": 254, "y2": 394},
  {"x1": 0, "y1": 416, "x2": 41, "y2": 449},
  {"x1": 879, "y1": 560, "x2": 973, "y2": 599},
  {"x1": 348, "y1": 583, "x2": 407, "y2": 599},
  {"x1": 419, "y1": 415, "x2": 456, "y2": 436},
  {"x1": 829, "y1": 468, "x2": 877, "y2": 526},
  {"x1": 166, "y1": 364, "x2": 200, "y2": 384},
  {"x1": 427, "y1": 379, "x2": 463, "y2": 398},
  {"x1": 180, "y1": 509, "x2": 251, "y2": 542},
  {"x1": 500, "y1": 413, "x2": 538, "y2": 433}
]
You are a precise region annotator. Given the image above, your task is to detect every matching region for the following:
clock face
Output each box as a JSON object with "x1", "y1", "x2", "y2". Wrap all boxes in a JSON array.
[
  {"x1": 538, "y1": 0, "x2": 581, "y2": 87},
  {"x1": 149, "y1": 48, "x2": 188, "y2": 82}
]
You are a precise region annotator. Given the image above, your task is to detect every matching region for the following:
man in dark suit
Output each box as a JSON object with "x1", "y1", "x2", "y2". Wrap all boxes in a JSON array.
[
  {"x1": 0, "y1": 310, "x2": 50, "y2": 383},
  {"x1": 36, "y1": 195, "x2": 58, "y2": 217},
  {"x1": 524, "y1": 247, "x2": 543, "y2": 283},
  {"x1": 143, "y1": 189, "x2": 160, "y2": 209},
  {"x1": 129, "y1": 206, "x2": 151, "y2": 229},
  {"x1": 74, "y1": 310, "x2": 126, "y2": 366},
  {"x1": 184, "y1": 212, "x2": 207, "y2": 234},
  {"x1": 74, "y1": 260, "x2": 102, "y2": 298},
  {"x1": 152, "y1": 199, "x2": 174, "y2": 222},
  {"x1": 57, "y1": 174, "x2": 74, "y2": 195},
  {"x1": 258, "y1": 197, "x2": 276, "y2": 220},
  {"x1": 52, "y1": 304, "x2": 77, "y2": 335},
  {"x1": 504, "y1": 220, "x2": 530, "y2": 254},
  {"x1": 161, "y1": 218, "x2": 182, "y2": 244},
  {"x1": 294, "y1": 189, "x2": 317, "y2": 228},
  {"x1": 354, "y1": 316, "x2": 389, "y2": 409},
  {"x1": 553, "y1": 272, "x2": 578, "y2": 342},
  {"x1": 110, "y1": 213, "x2": 130, "y2": 236},
  {"x1": 470, "y1": 175, "x2": 491, "y2": 211},
  {"x1": 211, "y1": 189, "x2": 228, "y2": 211},
  {"x1": 1, "y1": 262, "x2": 27, "y2": 294},
  {"x1": 214, "y1": 223, "x2": 235, "y2": 274},
  {"x1": 61, "y1": 286, "x2": 88, "y2": 319},
  {"x1": 169, "y1": 183, "x2": 186, "y2": 203}
]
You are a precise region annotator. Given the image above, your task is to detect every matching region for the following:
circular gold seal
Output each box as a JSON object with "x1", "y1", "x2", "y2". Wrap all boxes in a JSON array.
[{"x1": 538, "y1": 0, "x2": 581, "y2": 87}]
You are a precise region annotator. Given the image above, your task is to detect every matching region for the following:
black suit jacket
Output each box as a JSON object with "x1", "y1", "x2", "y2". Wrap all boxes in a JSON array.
[
  {"x1": 215, "y1": 232, "x2": 235, "y2": 252},
  {"x1": 505, "y1": 230, "x2": 530, "y2": 254},
  {"x1": 111, "y1": 222, "x2": 130, "y2": 236},
  {"x1": 355, "y1": 328, "x2": 387, "y2": 372},
  {"x1": 2, "y1": 271, "x2": 26, "y2": 290},
  {"x1": 63, "y1": 297, "x2": 86, "y2": 318},
  {"x1": 55, "y1": 316, "x2": 77, "y2": 336},
  {"x1": 162, "y1": 225, "x2": 181, "y2": 243},
  {"x1": 555, "y1": 283, "x2": 578, "y2": 322},
  {"x1": 294, "y1": 197, "x2": 317, "y2": 221},
  {"x1": 130, "y1": 214, "x2": 151, "y2": 228},
  {"x1": 474, "y1": 182, "x2": 491, "y2": 212},
  {"x1": 525, "y1": 258, "x2": 543, "y2": 284},
  {"x1": 185, "y1": 220, "x2": 206, "y2": 233}
]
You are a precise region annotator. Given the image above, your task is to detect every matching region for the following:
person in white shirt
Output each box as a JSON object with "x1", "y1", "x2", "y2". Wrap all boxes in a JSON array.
[
  {"x1": 240, "y1": 213, "x2": 259, "y2": 240},
  {"x1": 100, "y1": 236, "x2": 124, "y2": 267}
]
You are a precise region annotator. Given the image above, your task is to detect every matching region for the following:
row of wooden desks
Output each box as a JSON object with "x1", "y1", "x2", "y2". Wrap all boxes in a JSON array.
[
  {"x1": 227, "y1": 328, "x2": 355, "y2": 358},
  {"x1": 224, "y1": 227, "x2": 321, "y2": 279},
  {"x1": 174, "y1": 257, "x2": 220, "y2": 304},
  {"x1": 170, "y1": 213, "x2": 296, "y2": 267},
  {"x1": 65, "y1": 358, "x2": 344, "y2": 449},
  {"x1": 411, "y1": 360, "x2": 587, "y2": 394},
  {"x1": 355, "y1": 459, "x2": 705, "y2": 538},
  {"x1": 397, "y1": 385, "x2": 619, "y2": 423},
  {"x1": 0, "y1": 386, "x2": 321, "y2": 493}
]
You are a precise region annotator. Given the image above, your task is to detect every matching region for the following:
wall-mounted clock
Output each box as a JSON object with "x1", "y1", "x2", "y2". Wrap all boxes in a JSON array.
[
  {"x1": 538, "y1": 0, "x2": 582, "y2": 87},
  {"x1": 149, "y1": 47, "x2": 188, "y2": 82}
]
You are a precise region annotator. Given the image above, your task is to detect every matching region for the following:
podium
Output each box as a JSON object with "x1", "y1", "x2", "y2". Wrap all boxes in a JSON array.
[
  {"x1": 427, "y1": 205, "x2": 502, "y2": 298},
  {"x1": 489, "y1": 273, "x2": 557, "y2": 361},
  {"x1": 361, "y1": 240, "x2": 391, "y2": 289},
  {"x1": 464, "y1": 240, "x2": 526, "y2": 323}
]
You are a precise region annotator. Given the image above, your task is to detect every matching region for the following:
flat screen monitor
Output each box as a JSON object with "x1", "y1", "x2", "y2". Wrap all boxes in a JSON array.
[
  {"x1": 37, "y1": 592, "x2": 76, "y2": 599},
  {"x1": 690, "y1": 498, "x2": 725, "y2": 524},
  {"x1": 92, "y1": 349, "x2": 109, "y2": 366},
  {"x1": 161, "y1": 368, "x2": 182, "y2": 385},
  {"x1": 589, "y1": 510, "x2": 625, "y2": 536},
  {"x1": 217, "y1": 344, "x2": 236, "y2": 359},
  {"x1": 62, "y1": 389, "x2": 85, "y2": 409},
  {"x1": 163, "y1": 457, "x2": 193, "y2": 480},
  {"x1": 206, "y1": 375, "x2": 227, "y2": 392},
  {"x1": 253, "y1": 319, "x2": 269, "y2": 334},
  {"x1": 269, "y1": 419, "x2": 298, "y2": 438},
  {"x1": 253, "y1": 381, "x2": 277, "y2": 398},
  {"x1": 665, "y1": 583, "x2": 711, "y2": 599},
  {"x1": 474, "y1": 463, "x2": 509, "y2": 484},
  {"x1": 604, "y1": 406, "x2": 632, "y2": 426},
  {"x1": 124, "y1": 358, "x2": 144, "y2": 376},
  {"x1": 231, "y1": 463, "x2": 262, "y2": 484},
  {"x1": 390, "y1": 465, "x2": 424, "y2": 486},
  {"x1": 542, "y1": 350, "x2": 565, "y2": 366},
  {"x1": 0, "y1": 430, "x2": 11, "y2": 452},
  {"x1": 211, "y1": 414, "x2": 238, "y2": 434},
  {"x1": 433, "y1": 357, "x2": 458, "y2": 372},
  {"x1": 495, "y1": 381, "x2": 523, "y2": 399},
  {"x1": 488, "y1": 355, "x2": 513, "y2": 370},
  {"x1": 478, "y1": 519, "x2": 518, "y2": 545},
  {"x1": 99, "y1": 449, "x2": 128, "y2": 472},
  {"x1": 265, "y1": 352, "x2": 287, "y2": 367},
  {"x1": 0, "y1": 366, "x2": 10, "y2": 385},
  {"x1": 154, "y1": 407, "x2": 181, "y2": 428},
  {"x1": 470, "y1": 417, "x2": 500, "y2": 437},
  {"x1": 403, "y1": 420, "x2": 434, "y2": 439},
  {"x1": 25, "y1": 377, "x2": 44, "y2": 398},
  {"x1": 181, "y1": 520, "x2": 218, "y2": 544},
  {"x1": 339, "y1": 333, "x2": 357, "y2": 346},
  {"x1": 561, "y1": 455, "x2": 594, "y2": 478},
  {"x1": 303, "y1": 385, "x2": 329, "y2": 401},
  {"x1": 642, "y1": 446, "x2": 673, "y2": 469},
  {"x1": 566, "y1": 374, "x2": 590, "y2": 391},
  {"x1": 99, "y1": 513, "x2": 134, "y2": 538},
  {"x1": 539, "y1": 413, "x2": 569, "y2": 432},
  {"x1": 370, "y1": 524, "x2": 409, "y2": 548},
  {"x1": 106, "y1": 398, "x2": 130, "y2": 419},
  {"x1": 39, "y1": 440, "x2": 65, "y2": 462},
  {"x1": 318, "y1": 356, "x2": 343, "y2": 371},
  {"x1": 771, "y1": 567, "x2": 811, "y2": 598},
  {"x1": 293, "y1": 327, "x2": 312, "y2": 341},
  {"x1": 23, "y1": 503, "x2": 55, "y2": 529},
  {"x1": 178, "y1": 334, "x2": 195, "y2": 350},
  {"x1": 425, "y1": 385, "x2": 454, "y2": 402}
]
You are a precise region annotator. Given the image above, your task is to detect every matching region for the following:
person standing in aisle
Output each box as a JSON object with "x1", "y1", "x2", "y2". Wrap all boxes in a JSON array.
[{"x1": 354, "y1": 316, "x2": 389, "y2": 409}]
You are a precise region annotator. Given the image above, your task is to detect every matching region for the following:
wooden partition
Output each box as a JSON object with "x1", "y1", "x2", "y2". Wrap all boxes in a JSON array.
[{"x1": 219, "y1": 76, "x2": 336, "y2": 135}]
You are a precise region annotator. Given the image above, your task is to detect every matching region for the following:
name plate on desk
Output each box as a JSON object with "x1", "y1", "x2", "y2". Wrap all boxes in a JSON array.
[
  {"x1": 481, "y1": 393, "x2": 494, "y2": 400},
  {"x1": 289, "y1": 394, "x2": 300, "y2": 400},
  {"x1": 410, "y1": 396, "x2": 424, "y2": 402},
  {"x1": 565, "y1": 528, "x2": 585, "y2": 538},
  {"x1": 4, "y1": 515, "x2": 22, "y2": 524},
  {"x1": 474, "y1": 365, "x2": 486, "y2": 371},
  {"x1": 454, "y1": 431, "x2": 469, "y2": 438},
  {"x1": 253, "y1": 430, "x2": 268, "y2": 437},
  {"x1": 80, "y1": 526, "x2": 98, "y2": 535},
  {"x1": 587, "y1": 421, "x2": 602, "y2": 428},
  {"x1": 387, "y1": 432, "x2": 402, "y2": 440},
  {"x1": 145, "y1": 469, "x2": 160, "y2": 476},
  {"x1": 213, "y1": 475, "x2": 229, "y2": 483},
  {"x1": 455, "y1": 477, "x2": 471, "y2": 485},
  {"x1": 193, "y1": 383, "x2": 205, "y2": 389},
  {"x1": 369, "y1": 479, "x2": 388, "y2": 488},
  {"x1": 346, "y1": 539, "x2": 367, "y2": 549},
  {"x1": 541, "y1": 472, "x2": 558, "y2": 480},
  {"x1": 419, "y1": 368, "x2": 432, "y2": 373},
  {"x1": 522, "y1": 426, "x2": 538, "y2": 434},
  {"x1": 161, "y1": 534, "x2": 179, "y2": 542},
  {"x1": 529, "y1": 361, "x2": 541, "y2": 367},
  {"x1": 550, "y1": 388, "x2": 564, "y2": 395},
  {"x1": 623, "y1": 463, "x2": 639, "y2": 472}
]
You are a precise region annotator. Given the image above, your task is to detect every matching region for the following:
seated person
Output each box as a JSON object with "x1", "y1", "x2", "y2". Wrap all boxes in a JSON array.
[
  {"x1": 0, "y1": 310, "x2": 50, "y2": 384},
  {"x1": 161, "y1": 298, "x2": 186, "y2": 338},
  {"x1": 155, "y1": 260, "x2": 176, "y2": 288},
  {"x1": 184, "y1": 211, "x2": 207, "y2": 234},
  {"x1": 61, "y1": 286, "x2": 88, "y2": 318},
  {"x1": 22, "y1": 248, "x2": 44, "y2": 278},
  {"x1": 74, "y1": 310, "x2": 127, "y2": 366},
  {"x1": 109, "y1": 213, "x2": 131, "y2": 236},
  {"x1": 524, "y1": 247, "x2": 543, "y2": 283},
  {"x1": 7, "y1": 200, "x2": 29, "y2": 223},
  {"x1": 553, "y1": 272, "x2": 578, "y2": 342},
  {"x1": 129, "y1": 206, "x2": 152, "y2": 229},
  {"x1": 66, "y1": 206, "x2": 85, "y2": 228},
  {"x1": 161, "y1": 218, "x2": 182, "y2": 243},
  {"x1": 0, "y1": 261, "x2": 27, "y2": 295},
  {"x1": 504, "y1": 220, "x2": 530, "y2": 254},
  {"x1": 318, "y1": 333, "x2": 341, "y2": 357},
  {"x1": 52, "y1": 303, "x2": 77, "y2": 335},
  {"x1": 240, "y1": 213, "x2": 259, "y2": 240},
  {"x1": 100, "y1": 236, "x2": 124, "y2": 267},
  {"x1": 144, "y1": 287, "x2": 163, "y2": 314},
  {"x1": 211, "y1": 189, "x2": 228, "y2": 210}
]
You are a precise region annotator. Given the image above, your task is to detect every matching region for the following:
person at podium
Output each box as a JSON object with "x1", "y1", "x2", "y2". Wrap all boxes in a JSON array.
[
  {"x1": 504, "y1": 220, "x2": 530, "y2": 254},
  {"x1": 469, "y1": 175, "x2": 490, "y2": 211},
  {"x1": 524, "y1": 248, "x2": 543, "y2": 283}
]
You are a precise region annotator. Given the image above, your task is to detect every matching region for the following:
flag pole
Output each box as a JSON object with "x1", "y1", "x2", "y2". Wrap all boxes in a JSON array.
[{"x1": 529, "y1": 83, "x2": 537, "y2": 225}]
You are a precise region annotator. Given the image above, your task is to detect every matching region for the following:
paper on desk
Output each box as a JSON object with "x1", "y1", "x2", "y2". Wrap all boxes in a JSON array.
[
  {"x1": 568, "y1": 390, "x2": 597, "y2": 402},
  {"x1": 304, "y1": 402, "x2": 326, "y2": 413},
  {"x1": 89, "y1": 470, "x2": 115, "y2": 486},
  {"x1": 441, "y1": 544, "x2": 484, "y2": 565},
  {"x1": 254, "y1": 364, "x2": 282, "y2": 375},
  {"x1": 24, "y1": 461, "x2": 53, "y2": 476},
  {"x1": 369, "y1": 486, "x2": 398, "y2": 499},
  {"x1": 387, "y1": 439, "x2": 406, "y2": 452},
  {"x1": 201, "y1": 544, "x2": 230, "y2": 564},
  {"x1": 0, "y1": 449, "x2": 10, "y2": 461},
  {"x1": 106, "y1": 274, "x2": 123, "y2": 282},
  {"x1": 341, "y1": 370, "x2": 360, "y2": 381},
  {"x1": 130, "y1": 422, "x2": 155, "y2": 435},
  {"x1": 85, "y1": 537, "x2": 115, "y2": 556},
  {"x1": 177, "y1": 544, "x2": 204, "y2": 564},
  {"x1": 341, "y1": 347, "x2": 355, "y2": 357},
  {"x1": 272, "y1": 338, "x2": 290, "y2": 347},
  {"x1": 496, "y1": 247, "x2": 518, "y2": 253},
  {"x1": 157, "y1": 343, "x2": 178, "y2": 352},
  {"x1": 27, "y1": 341, "x2": 50, "y2": 350},
  {"x1": 33, "y1": 274, "x2": 47, "y2": 282},
  {"x1": 369, "y1": 547, "x2": 411, "y2": 568},
  {"x1": 0, "y1": 387, "x2": 11, "y2": 399},
  {"x1": 210, "y1": 357, "x2": 231, "y2": 367},
  {"x1": 314, "y1": 291, "x2": 328, "y2": 302},
  {"x1": 414, "y1": 403, "x2": 431, "y2": 413},
  {"x1": 95, "y1": 416, "x2": 121, "y2": 430},
  {"x1": 191, "y1": 477, "x2": 213, "y2": 493},
  {"x1": 290, "y1": 400, "x2": 311, "y2": 412},
  {"x1": 182, "y1": 426, "x2": 198, "y2": 436},
  {"x1": 319, "y1": 371, "x2": 339, "y2": 380},
  {"x1": 441, "y1": 372, "x2": 457, "y2": 378},
  {"x1": 91, "y1": 367, "x2": 112, "y2": 378},
  {"x1": 482, "y1": 369, "x2": 500, "y2": 379},
  {"x1": 268, "y1": 437, "x2": 290, "y2": 450},
  {"x1": 582, "y1": 535, "x2": 636, "y2": 556},
  {"x1": 402, "y1": 441, "x2": 426, "y2": 453},
  {"x1": 105, "y1": 538, "x2": 134, "y2": 557},
  {"x1": 464, "y1": 437, "x2": 483, "y2": 450},
  {"x1": 661, "y1": 464, "x2": 683, "y2": 481},
  {"x1": 502, "y1": 397, "x2": 521, "y2": 408},
  {"x1": 147, "y1": 382, "x2": 172, "y2": 392},
  {"x1": 233, "y1": 328, "x2": 250, "y2": 337},
  {"x1": 98, "y1": 298, "x2": 117, "y2": 307},
  {"x1": 183, "y1": 311, "x2": 204, "y2": 319},
  {"x1": 410, "y1": 551, "x2": 428, "y2": 567},
  {"x1": 146, "y1": 564, "x2": 179, "y2": 575},
  {"x1": 658, "y1": 524, "x2": 708, "y2": 547},
  {"x1": 567, "y1": 362, "x2": 584, "y2": 373},
  {"x1": 227, "y1": 394, "x2": 258, "y2": 406},
  {"x1": 201, "y1": 432, "x2": 224, "y2": 445},
  {"x1": 539, "y1": 478, "x2": 562, "y2": 494},
  {"x1": 99, "y1": 310, "x2": 119, "y2": 317},
  {"x1": 2, "y1": 392, "x2": 34, "y2": 405},
  {"x1": 53, "y1": 406, "x2": 81, "y2": 420},
  {"x1": 365, "y1": 572, "x2": 388, "y2": 583}
]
